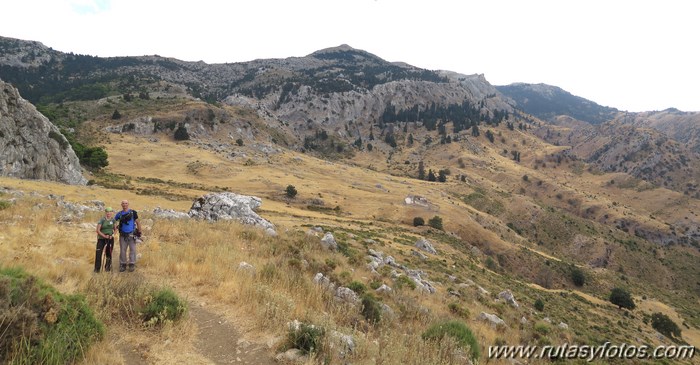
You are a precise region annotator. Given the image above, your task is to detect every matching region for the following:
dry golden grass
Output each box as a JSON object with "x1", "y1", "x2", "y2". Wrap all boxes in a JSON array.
[{"x1": 2, "y1": 120, "x2": 699, "y2": 364}]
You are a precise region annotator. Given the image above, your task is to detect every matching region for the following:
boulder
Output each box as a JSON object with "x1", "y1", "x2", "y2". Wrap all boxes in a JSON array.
[
  {"x1": 498, "y1": 290, "x2": 519, "y2": 308},
  {"x1": 415, "y1": 238, "x2": 437, "y2": 254},
  {"x1": 152, "y1": 207, "x2": 190, "y2": 219},
  {"x1": 188, "y1": 192, "x2": 275, "y2": 232},
  {"x1": 478, "y1": 312, "x2": 506, "y2": 328},
  {"x1": 320, "y1": 232, "x2": 338, "y2": 250}
]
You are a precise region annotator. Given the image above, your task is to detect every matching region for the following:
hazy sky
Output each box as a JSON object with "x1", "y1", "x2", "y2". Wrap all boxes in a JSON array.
[{"x1": 2, "y1": 0, "x2": 698, "y2": 112}]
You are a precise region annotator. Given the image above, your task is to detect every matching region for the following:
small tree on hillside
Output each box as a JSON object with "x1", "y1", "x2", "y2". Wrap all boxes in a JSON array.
[
  {"x1": 174, "y1": 124, "x2": 190, "y2": 140},
  {"x1": 413, "y1": 217, "x2": 425, "y2": 227},
  {"x1": 111, "y1": 109, "x2": 122, "y2": 120},
  {"x1": 418, "y1": 161, "x2": 426, "y2": 180},
  {"x1": 650, "y1": 312, "x2": 681, "y2": 340},
  {"x1": 428, "y1": 216, "x2": 443, "y2": 230},
  {"x1": 285, "y1": 185, "x2": 298, "y2": 198},
  {"x1": 609, "y1": 287, "x2": 635, "y2": 310},
  {"x1": 571, "y1": 267, "x2": 585, "y2": 287}
]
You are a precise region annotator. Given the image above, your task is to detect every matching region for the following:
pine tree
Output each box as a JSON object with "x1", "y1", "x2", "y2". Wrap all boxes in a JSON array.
[{"x1": 418, "y1": 161, "x2": 425, "y2": 180}]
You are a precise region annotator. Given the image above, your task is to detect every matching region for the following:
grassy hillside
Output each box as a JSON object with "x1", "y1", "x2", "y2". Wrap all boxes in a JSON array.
[{"x1": 1, "y1": 119, "x2": 698, "y2": 363}]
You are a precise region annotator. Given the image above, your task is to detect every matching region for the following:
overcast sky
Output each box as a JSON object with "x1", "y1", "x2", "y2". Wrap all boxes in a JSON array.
[{"x1": 1, "y1": 0, "x2": 698, "y2": 112}]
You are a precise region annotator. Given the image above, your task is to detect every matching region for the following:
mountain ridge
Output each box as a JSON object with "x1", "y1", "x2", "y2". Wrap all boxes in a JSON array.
[{"x1": 0, "y1": 35, "x2": 698, "y2": 364}]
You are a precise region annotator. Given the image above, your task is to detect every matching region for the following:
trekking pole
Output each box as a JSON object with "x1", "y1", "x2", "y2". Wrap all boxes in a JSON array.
[{"x1": 101, "y1": 242, "x2": 106, "y2": 272}]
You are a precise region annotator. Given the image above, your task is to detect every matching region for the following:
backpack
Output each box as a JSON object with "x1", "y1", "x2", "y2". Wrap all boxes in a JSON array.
[{"x1": 116, "y1": 209, "x2": 136, "y2": 233}]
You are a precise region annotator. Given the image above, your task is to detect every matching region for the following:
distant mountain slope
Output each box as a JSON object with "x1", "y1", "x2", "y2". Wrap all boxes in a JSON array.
[
  {"x1": 0, "y1": 36, "x2": 515, "y2": 154},
  {"x1": 496, "y1": 82, "x2": 619, "y2": 124},
  {"x1": 612, "y1": 109, "x2": 700, "y2": 153}
]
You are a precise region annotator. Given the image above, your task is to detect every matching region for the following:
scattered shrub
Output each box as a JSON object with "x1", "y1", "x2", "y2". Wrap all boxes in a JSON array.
[
  {"x1": 609, "y1": 287, "x2": 635, "y2": 310},
  {"x1": 650, "y1": 312, "x2": 681, "y2": 340},
  {"x1": 485, "y1": 257, "x2": 498, "y2": 271},
  {"x1": 448, "y1": 302, "x2": 470, "y2": 319},
  {"x1": 324, "y1": 258, "x2": 337, "y2": 270},
  {"x1": 236, "y1": 138, "x2": 244, "y2": 146},
  {"x1": 394, "y1": 275, "x2": 417, "y2": 290},
  {"x1": 347, "y1": 281, "x2": 367, "y2": 295},
  {"x1": 428, "y1": 215, "x2": 444, "y2": 230},
  {"x1": 422, "y1": 320, "x2": 480, "y2": 361},
  {"x1": 286, "y1": 322, "x2": 325, "y2": 355},
  {"x1": 141, "y1": 288, "x2": 188, "y2": 326},
  {"x1": 0, "y1": 266, "x2": 104, "y2": 364},
  {"x1": 361, "y1": 294, "x2": 382, "y2": 324},
  {"x1": 571, "y1": 267, "x2": 585, "y2": 287},
  {"x1": 413, "y1": 217, "x2": 425, "y2": 227},
  {"x1": 534, "y1": 322, "x2": 550, "y2": 336},
  {"x1": 534, "y1": 298, "x2": 545, "y2": 312},
  {"x1": 285, "y1": 185, "x2": 298, "y2": 198},
  {"x1": 0, "y1": 200, "x2": 11, "y2": 210}
]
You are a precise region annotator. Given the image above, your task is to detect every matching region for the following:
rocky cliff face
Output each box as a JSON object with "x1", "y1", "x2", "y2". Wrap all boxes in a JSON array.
[{"x1": 0, "y1": 79, "x2": 86, "y2": 185}]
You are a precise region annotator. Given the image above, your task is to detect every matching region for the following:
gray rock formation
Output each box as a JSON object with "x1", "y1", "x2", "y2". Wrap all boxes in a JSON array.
[
  {"x1": 415, "y1": 238, "x2": 437, "y2": 255},
  {"x1": 497, "y1": 290, "x2": 519, "y2": 308},
  {"x1": 0, "y1": 80, "x2": 86, "y2": 185},
  {"x1": 188, "y1": 192, "x2": 275, "y2": 232},
  {"x1": 320, "y1": 232, "x2": 338, "y2": 250},
  {"x1": 478, "y1": 312, "x2": 507, "y2": 328},
  {"x1": 152, "y1": 207, "x2": 190, "y2": 219}
]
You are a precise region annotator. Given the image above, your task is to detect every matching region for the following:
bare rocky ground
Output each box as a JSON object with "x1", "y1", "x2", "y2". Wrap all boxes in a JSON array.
[{"x1": 189, "y1": 305, "x2": 277, "y2": 365}]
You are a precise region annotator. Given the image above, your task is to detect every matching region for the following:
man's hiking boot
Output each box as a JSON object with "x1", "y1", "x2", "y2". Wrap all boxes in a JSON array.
[
  {"x1": 119, "y1": 264, "x2": 126, "y2": 272},
  {"x1": 128, "y1": 264, "x2": 135, "y2": 272}
]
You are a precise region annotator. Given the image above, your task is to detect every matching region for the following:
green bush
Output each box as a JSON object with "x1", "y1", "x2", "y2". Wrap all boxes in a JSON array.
[
  {"x1": 428, "y1": 216, "x2": 444, "y2": 230},
  {"x1": 141, "y1": 288, "x2": 187, "y2": 326},
  {"x1": 534, "y1": 298, "x2": 545, "y2": 312},
  {"x1": 286, "y1": 322, "x2": 325, "y2": 355},
  {"x1": 361, "y1": 294, "x2": 383, "y2": 324},
  {"x1": 609, "y1": 287, "x2": 635, "y2": 310},
  {"x1": 285, "y1": 185, "x2": 298, "y2": 198},
  {"x1": 394, "y1": 275, "x2": 417, "y2": 290},
  {"x1": 0, "y1": 266, "x2": 104, "y2": 365},
  {"x1": 0, "y1": 200, "x2": 11, "y2": 210},
  {"x1": 448, "y1": 302, "x2": 470, "y2": 319},
  {"x1": 422, "y1": 320, "x2": 480, "y2": 361},
  {"x1": 485, "y1": 257, "x2": 498, "y2": 271},
  {"x1": 347, "y1": 281, "x2": 367, "y2": 295},
  {"x1": 534, "y1": 322, "x2": 550, "y2": 335},
  {"x1": 570, "y1": 267, "x2": 585, "y2": 286},
  {"x1": 413, "y1": 217, "x2": 425, "y2": 226}
]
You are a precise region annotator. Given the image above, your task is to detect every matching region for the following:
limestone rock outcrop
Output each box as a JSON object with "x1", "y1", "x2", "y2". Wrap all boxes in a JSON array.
[
  {"x1": 0, "y1": 79, "x2": 86, "y2": 185},
  {"x1": 188, "y1": 192, "x2": 275, "y2": 233}
]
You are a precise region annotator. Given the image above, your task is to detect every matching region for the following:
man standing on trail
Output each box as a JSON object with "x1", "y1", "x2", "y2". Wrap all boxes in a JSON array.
[{"x1": 115, "y1": 200, "x2": 141, "y2": 272}]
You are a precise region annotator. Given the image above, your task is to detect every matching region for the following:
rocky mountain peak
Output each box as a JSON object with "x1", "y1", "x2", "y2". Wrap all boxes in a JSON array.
[
  {"x1": 308, "y1": 44, "x2": 386, "y2": 64},
  {"x1": 0, "y1": 79, "x2": 86, "y2": 185}
]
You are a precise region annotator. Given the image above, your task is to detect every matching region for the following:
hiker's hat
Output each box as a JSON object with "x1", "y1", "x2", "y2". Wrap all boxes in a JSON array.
[{"x1": 105, "y1": 207, "x2": 114, "y2": 212}]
